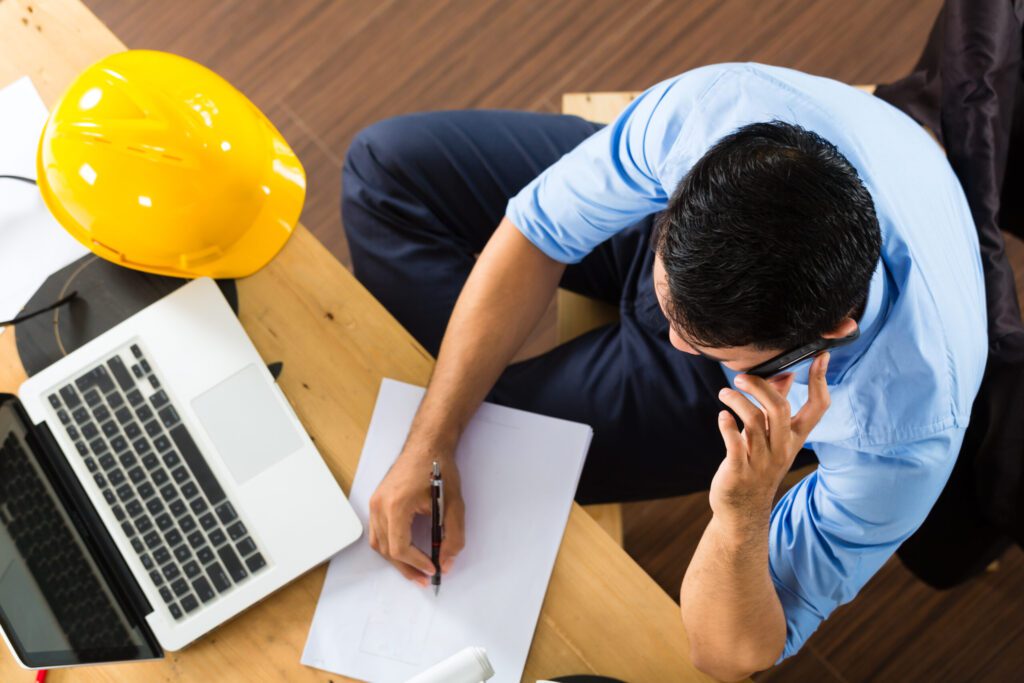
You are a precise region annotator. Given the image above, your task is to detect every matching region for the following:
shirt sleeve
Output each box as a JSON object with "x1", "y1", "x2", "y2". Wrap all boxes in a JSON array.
[
  {"x1": 769, "y1": 430, "x2": 965, "y2": 660},
  {"x1": 505, "y1": 66, "x2": 731, "y2": 263}
]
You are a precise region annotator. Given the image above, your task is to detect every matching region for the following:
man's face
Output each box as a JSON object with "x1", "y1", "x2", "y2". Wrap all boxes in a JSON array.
[{"x1": 652, "y1": 255, "x2": 785, "y2": 373}]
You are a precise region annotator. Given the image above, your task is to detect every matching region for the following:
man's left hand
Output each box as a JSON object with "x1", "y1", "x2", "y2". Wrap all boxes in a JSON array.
[{"x1": 711, "y1": 352, "x2": 831, "y2": 535}]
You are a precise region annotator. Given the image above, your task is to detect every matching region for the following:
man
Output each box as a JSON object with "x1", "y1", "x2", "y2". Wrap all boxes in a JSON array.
[{"x1": 342, "y1": 63, "x2": 987, "y2": 679}]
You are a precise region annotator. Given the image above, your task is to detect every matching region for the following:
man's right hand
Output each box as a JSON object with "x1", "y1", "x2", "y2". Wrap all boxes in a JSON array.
[{"x1": 367, "y1": 448, "x2": 466, "y2": 585}]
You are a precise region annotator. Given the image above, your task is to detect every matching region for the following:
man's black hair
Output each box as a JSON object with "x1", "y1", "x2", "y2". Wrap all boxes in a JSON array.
[{"x1": 655, "y1": 120, "x2": 882, "y2": 351}]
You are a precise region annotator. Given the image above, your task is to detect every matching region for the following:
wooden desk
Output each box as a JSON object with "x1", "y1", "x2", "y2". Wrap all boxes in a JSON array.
[{"x1": 0, "y1": 1, "x2": 711, "y2": 681}]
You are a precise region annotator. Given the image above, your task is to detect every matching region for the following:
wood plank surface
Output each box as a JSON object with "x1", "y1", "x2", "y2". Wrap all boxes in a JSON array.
[{"x1": 0, "y1": 1, "x2": 713, "y2": 681}]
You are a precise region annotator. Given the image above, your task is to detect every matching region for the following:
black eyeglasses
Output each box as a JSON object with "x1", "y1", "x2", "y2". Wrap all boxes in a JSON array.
[
  {"x1": 0, "y1": 174, "x2": 80, "y2": 327},
  {"x1": 744, "y1": 328, "x2": 860, "y2": 379}
]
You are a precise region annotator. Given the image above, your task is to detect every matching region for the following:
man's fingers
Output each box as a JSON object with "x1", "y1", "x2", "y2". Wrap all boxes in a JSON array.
[
  {"x1": 792, "y1": 352, "x2": 832, "y2": 441},
  {"x1": 734, "y1": 374, "x2": 792, "y2": 454},
  {"x1": 717, "y1": 410, "x2": 747, "y2": 460},
  {"x1": 392, "y1": 541, "x2": 437, "y2": 578},
  {"x1": 718, "y1": 387, "x2": 768, "y2": 444}
]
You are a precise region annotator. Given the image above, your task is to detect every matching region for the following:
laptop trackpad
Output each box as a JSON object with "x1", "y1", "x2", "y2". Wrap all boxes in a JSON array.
[{"x1": 192, "y1": 364, "x2": 303, "y2": 485}]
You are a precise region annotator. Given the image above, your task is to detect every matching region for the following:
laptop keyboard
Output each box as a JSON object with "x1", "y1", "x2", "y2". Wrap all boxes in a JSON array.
[{"x1": 46, "y1": 342, "x2": 267, "y2": 621}]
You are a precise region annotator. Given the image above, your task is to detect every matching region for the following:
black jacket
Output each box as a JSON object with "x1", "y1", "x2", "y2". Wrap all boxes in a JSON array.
[{"x1": 875, "y1": 0, "x2": 1024, "y2": 587}]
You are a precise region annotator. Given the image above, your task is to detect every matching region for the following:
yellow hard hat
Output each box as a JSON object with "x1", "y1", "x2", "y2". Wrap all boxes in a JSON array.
[{"x1": 37, "y1": 50, "x2": 305, "y2": 279}]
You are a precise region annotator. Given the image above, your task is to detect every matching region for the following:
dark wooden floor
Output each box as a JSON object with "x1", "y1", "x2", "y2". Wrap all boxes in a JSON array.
[{"x1": 83, "y1": 1, "x2": 1024, "y2": 681}]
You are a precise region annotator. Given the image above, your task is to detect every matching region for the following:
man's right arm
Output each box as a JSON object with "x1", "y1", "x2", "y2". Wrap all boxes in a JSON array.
[{"x1": 367, "y1": 217, "x2": 567, "y2": 583}]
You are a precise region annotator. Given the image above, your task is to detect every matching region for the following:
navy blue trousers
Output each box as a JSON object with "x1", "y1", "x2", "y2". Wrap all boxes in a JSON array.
[{"x1": 342, "y1": 111, "x2": 738, "y2": 504}]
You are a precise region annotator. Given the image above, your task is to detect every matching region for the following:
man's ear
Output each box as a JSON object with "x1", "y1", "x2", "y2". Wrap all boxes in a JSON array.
[{"x1": 822, "y1": 317, "x2": 859, "y2": 339}]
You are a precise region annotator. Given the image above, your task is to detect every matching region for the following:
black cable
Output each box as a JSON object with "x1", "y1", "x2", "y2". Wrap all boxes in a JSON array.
[
  {"x1": 0, "y1": 174, "x2": 37, "y2": 185},
  {"x1": 1, "y1": 174, "x2": 78, "y2": 327}
]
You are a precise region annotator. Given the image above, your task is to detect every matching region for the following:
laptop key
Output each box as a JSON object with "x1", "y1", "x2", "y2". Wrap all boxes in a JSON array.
[
  {"x1": 197, "y1": 546, "x2": 215, "y2": 564},
  {"x1": 136, "y1": 516, "x2": 154, "y2": 533},
  {"x1": 131, "y1": 343, "x2": 142, "y2": 359},
  {"x1": 159, "y1": 406, "x2": 178, "y2": 428},
  {"x1": 207, "y1": 562, "x2": 231, "y2": 593},
  {"x1": 170, "y1": 499, "x2": 188, "y2": 517},
  {"x1": 60, "y1": 385, "x2": 82, "y2": 408},
  {"x1": 115, "y1": 407, "x2": 133, "y2": 425},
  {"x1": 101, "y1": 421, "x2": 118, "y2": 438},
  {"x1": 131, "y1": 538, "x2": 144, "y2": 554},
  {"x1": 160, "y1": 483, "x2": 179, "y2": 502},
  {"x1": 125, "y1": 422, "x2": 141, "y2": 439},
  {"x1": 171, "y1": 578, "x2": 189, "y2": 597},
  {"x1": 190, "y1": 497, "x2": 209, "y2": 515},
  {"x1": 127, "y1": 500, "x2": 144, "y2": 517},
  {"x1": 93, "y1": 473, "x2": 107, "y2": 488},
  {"x1": 149, "y1": 569, "x2": 164, "y2": 587},
  {"x1": 108, "y1": 391, "x2": 124, "y2": 409},
  {"x1": 169, "y1": 603, "x2": 182, "y2": 620},
  {"x1": 199, "y1": 512, "x2": 217, "y2": 531},
  {"x1": 159, "y1": 586, "x2": 173, "y2": 604},
  {"x1": 192, "y1": 576, "x2": 215, "y2": 603},
  {"x1": 128, "y1": 467, "x2": 146, "y2": 484},
  {"x1": 145, "y1": 420, "x2": 162, "y2": 437},
  {"x1": 171, "y1": 466, "x2": 189, "y2": 484},
  {"x1": 57, "y1": 409, "x2": 70, "y2": 424},
  {"x1": 108, "y1": 469, "x2": 126, "y2": 487},
  {"x1": 151, "y1": 390, "x2": 169, "y2": 408},
  {"x1": 72, "y1": 407, "x2": 89, "y2": 424},
  {"x1": 146, "y1": 498, "x2": 164, "y2": 515},
  {"x1": 116, "y1": 483, "x2": 135, "y2": 502},
  {"x1": 137, "y1": 405, "x2": 153, "y2": 422},
  {"x1": 162, "y1": 563, "x2": 181, "y2": 581},
  {"x1": 103, "y1": 489, "x2": 117, "y2": 505},
  {"x1": 153, "y1": 546, "x2": 171, "y2": 565},
  {"x1": 162, "y1": 450, "x2": 181, "y2": 468},
  {"x1": 144, "y1": 531, "x2": 161, "y2": 549},
  {"x1": 165, "y1": 529, "x2": 183, "y2": 548},
  {"x1": 82, "y1": 423, "x2": 99, "y2": 440},
  {"x1": 119, "y1": 452, "x2": 138, "y2": 469},
  {"x1": 138, "y1": 482, "x2": 156, "y2": 499},
  {"x1": 112, "y1": 504, "x2": 125, "y2": 521},
  {"x1": 75, "y1": 441, "x2": 89, "y2": 456},
  {"x1": 108, "y1": 356, "x2": 135, "y2": 391},
  {"x1": 84, "y1": 389, "x2": 101, "y2": 407},
  {"x1": 84, "y1": 457, "x2": 98, "y2": 473},
  {"x1": 150, "y1": 375, "x2": 161, "y2": 390},
  {"x1": 176, "y1": 544, "x2": 194, "y2": 563},
  {"x1": 155, "y1": 513, "x2": 174, "y2": 531},
  {"x1": 169, "y1": 424, "x2": 226, "y2": 505},
  {"x1": 133, "y1": 437, "x2": 151, "y2": 453},
  {"x1": 141, "y1": 553, "x2": 153, "y2": 570},
  {"x1": 141, "y1": 360, "x2": 151, "y2": 373},
  {"x1": 152, "y1": 468, "x2": 169, "y2": 485},
  {"x1": 127, "y1": 389, "x2": 144, "y2": 406},
  {"x1": 89, "y1": 437, "x2": 107, "y2": 454},
  {"x1": 76, "y1": 366, "x2": 115, "y2": 394},
  {"x1": 209, "y1": 529, "x2": 226, "y2": 547},
  {"x1": 48, "y1": 394, "x2": 61, "y2": 409},
  {"x1": 120, "y1": 520, "x2": 135, "y2": 537},
  {"x1": 143, "y1": 454, "x2": 160, "y2": 471},
  {"x1": 181, "y1": 482, "x2": 199, "y2": 500},
  {"x1": 67, "y1": 425, "x2": 80, "y2": 441},
  {"x1": 189, "y1": 531, "x2": 207, "y2": 550},
  {"x1": 244, "y1": 553, "x2": 266, "y2": 574},
  {"x1": 94, "y1": 405, "x2": 111, "y2": 423},
  {"x1": 181, "y1": 594, "x2": 199, "y2": 613},
  {"x1": 183, "y1": 560, "x2": 200, "y2": 579},
  {"x1": 111, "y1": 435, "x2": 128, "y2": 452},
  {"x1": 180, "y1": 515, "x2": 197, "y2": 533},
  {"x1": 99, "y1": 453, "x2": 116, "y2": 470},
  {"x1": 227, "y1": 521, "x2": 246, "y2": 541},
  {"x1": 236, "y1": 537, "x2": 256, "y2": 557},
  {"x1": 217, "y1": 545, "x2": 247, "y2": 582},
  {"x1": 154, "y1": 435, "x2": 171, "y2": 452},
  {"x1": 132, "y1": 364, "x2": 144, "y2": 379},
  {"x1": 215, "y1": 502, "x2": 237, "y2": 525}
]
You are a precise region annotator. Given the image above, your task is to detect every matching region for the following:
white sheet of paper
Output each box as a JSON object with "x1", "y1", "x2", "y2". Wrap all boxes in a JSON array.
[
  {"x1": 0, "y1": 76, "x2": 89, "y2": 334},
  {"x1": 301, "y1": 379, "x2": 592, "y2": 682}
]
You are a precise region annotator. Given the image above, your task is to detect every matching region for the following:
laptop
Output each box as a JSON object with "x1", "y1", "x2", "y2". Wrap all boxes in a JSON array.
[{"x1": 0, "y1": 276, "x2": 362, "y2": 669}]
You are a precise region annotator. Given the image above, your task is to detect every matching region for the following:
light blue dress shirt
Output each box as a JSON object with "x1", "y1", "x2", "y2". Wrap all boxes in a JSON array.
[{"x1": 506, "y1": 63, "x2": 988, "y2": 659}]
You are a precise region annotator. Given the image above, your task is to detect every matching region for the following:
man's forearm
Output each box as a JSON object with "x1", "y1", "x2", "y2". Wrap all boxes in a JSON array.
[
  {"x1": 680, "y1": 515, "x2": 787, "y2": 681},
  {"x1": 405, "y1": 217, "x2": 566, "y2": 458}
]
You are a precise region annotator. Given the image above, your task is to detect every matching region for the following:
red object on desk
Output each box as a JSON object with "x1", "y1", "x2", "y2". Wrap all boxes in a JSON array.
[{"x1": 34, "y1": 669, "x2": 47, "y2": 683}]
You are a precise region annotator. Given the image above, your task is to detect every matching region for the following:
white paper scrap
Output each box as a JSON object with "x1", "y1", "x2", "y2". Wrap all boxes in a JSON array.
[{"x1": 0, "y1": 76, "x2": 89, "y2": 333}]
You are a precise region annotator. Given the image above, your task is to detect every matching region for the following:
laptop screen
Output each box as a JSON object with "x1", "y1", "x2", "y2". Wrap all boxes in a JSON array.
[{"x1": 0, "y1": 398, "x2": 158, "y2": 668}]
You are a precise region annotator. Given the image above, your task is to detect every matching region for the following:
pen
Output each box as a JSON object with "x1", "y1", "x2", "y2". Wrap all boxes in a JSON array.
[{"x1": 430, "y1": 460, "x2": 444, "y2": 595}]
